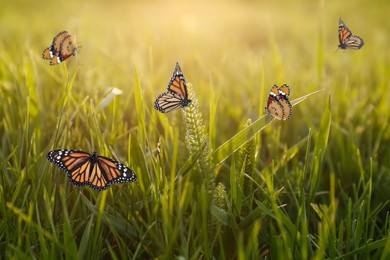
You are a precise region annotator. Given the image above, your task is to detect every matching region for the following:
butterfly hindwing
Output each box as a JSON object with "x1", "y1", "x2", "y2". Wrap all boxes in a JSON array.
[
  {"x1": 155, "y1": 92, "x2": 184, "y2": 113},
  {"x1": 42, "y1": 47, "x2": 52, "y2": 60},
  {"x1": 50, "y1": 56, "x2": 61, "y2": 66},
  {"x1": 46, "y1": 149, "x2": 137, "y2": 191},
  {"x1": 266, "y1": 99, "x2": 285, "y2": 121},
  {"x1": 278, "y1": 98, "x2": 292, "y2": 120},
  {"x1": 342, "y1": 36, "x2": 364, "y2": 50}
]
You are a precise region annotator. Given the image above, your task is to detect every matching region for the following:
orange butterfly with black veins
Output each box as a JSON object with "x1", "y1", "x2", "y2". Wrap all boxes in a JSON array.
[
  {"x1": 265, "y1": 84, "x2": 292, "y2": 120},
  {"x1": 42, "y1": 31, "x2": 78, "y2": 65},
  {"x1": 46, "y1": 150, "x2": 137, "y2": 191}
]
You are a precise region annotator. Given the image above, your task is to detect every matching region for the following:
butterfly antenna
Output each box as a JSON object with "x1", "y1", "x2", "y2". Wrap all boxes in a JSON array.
[{"x1": 75, "y1": 44, "x2": 82, "y2": 54}]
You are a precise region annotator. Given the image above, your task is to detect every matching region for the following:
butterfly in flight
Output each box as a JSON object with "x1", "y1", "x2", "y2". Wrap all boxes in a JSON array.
[
  {"x1": 154, "y1": 62, "x2": 192, "y2": 113},
  {"x1": 265, "y1": 84, "x2": 292, "y2": 120},
  {"x1": 338, "y1": 18, "x2": 364, "y2": 50},
  {"x1": 46, "y1": 150, "x2": 137, "y2": 191},
  {"x1": 42, "y1": 31, "x2": 78, "y2": 65}
]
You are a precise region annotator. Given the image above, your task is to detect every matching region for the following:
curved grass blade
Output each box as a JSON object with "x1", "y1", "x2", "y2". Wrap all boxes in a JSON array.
[{"x1": 211, "y1": 89, "x2": 325, "y2": 165}]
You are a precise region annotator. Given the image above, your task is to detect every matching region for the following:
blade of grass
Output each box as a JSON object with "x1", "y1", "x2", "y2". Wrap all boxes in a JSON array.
[{"x1": 212, "y1": 89, "x2": 325, "y2": 165}]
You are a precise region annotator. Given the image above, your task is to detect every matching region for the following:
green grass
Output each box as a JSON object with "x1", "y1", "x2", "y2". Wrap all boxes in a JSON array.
[{"x1": 1, "y1": 0, "x2": 390, "y2": 259}]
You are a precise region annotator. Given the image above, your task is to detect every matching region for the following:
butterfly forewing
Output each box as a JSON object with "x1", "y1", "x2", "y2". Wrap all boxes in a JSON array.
[
  {"x1": 278, "y1": 84, "x2": 290, "y2": 98},
  {"x1": 97, "y1": 156, "x2": 137, "y2": 184},
  {"x1": 47, "y1": 150, "x2": 89, "y2": 172},
  {"x1": 270, "y1": 85, "x2": 279, "y2": 98},
  {"x1": 52, "y1": 31, "x2": 69, "y2": 52},
  {"x1": 167, "y1": 63, "x2": 188, "y2": 98},
  {"x1": 338, "y1": 19, "x2": 352, "y2": 46}
]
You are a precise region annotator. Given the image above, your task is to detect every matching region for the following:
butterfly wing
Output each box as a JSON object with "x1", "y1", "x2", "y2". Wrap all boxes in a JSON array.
[
  {"x1": 278, "y1": 98, "x2": 292, "y2": 120},
  {"x1": 42, "y1": 31, "x2": 69, "y2": 61},
  {"x1": 47, "y1": 150, "x2": 92, "y2": 187},
  {"x1": 50, "y1": 56, "x2": 62, "y2": 66},
  {"x1": 167, "y1": 62, "x2": 189, "y2": 99},
  {"x1": 96, "y1": 155, "x2": 137, "y2": 187},
  {"x1": 50, "y1": 35, "x2": 77, "y2": 65},
  {"x1": 278, "y1": 84, "x2": 290, "y2": 98},
  {"x1": 60, "y1": 35, "x2": 77, "y2": 58},
  {"x1": 277, "y1": 84, "x2": 292, "y2": 120},
  {"x1": 42, "y1": 47, "x2": 52, "y2": 60},
  {"x1": 338, "y1": 18, "x2": 352, "y2": 49},
  {"x1": 52, "y1": 31, "x2": 69, "y2": 53},
  {"x1": 266, "y1": 99, "x2": 285, "y2": 120},
  {"x1": 269, "y1": 85, "x2": 279, "y2": 100},
  {"x1": 343, "y1": 35, "x2": 364, "y2": 50},
  {"x1": 155, "y1": 91, "x2": 187, "y2": 113}
]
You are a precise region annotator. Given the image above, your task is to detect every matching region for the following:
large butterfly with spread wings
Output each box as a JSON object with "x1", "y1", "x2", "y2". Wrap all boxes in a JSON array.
[{"x1": 46, "y1": 150, "x2": 137, "y2": 191}]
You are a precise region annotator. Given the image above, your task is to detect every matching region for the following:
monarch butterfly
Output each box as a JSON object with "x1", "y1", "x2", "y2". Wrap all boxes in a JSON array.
[
  {"x1": 265, "y1": 84, "x2": 292, "y2": 120},
  {"x1": 338, "y1": 18, "x2": 364, "y2": 50},
  {"x1": 46, "y1": 150, "x2": 137, "y2": 191},
  {"x1": 154, "y1": 62, "x2": 192, "y2": 113},
  {"x1": 42, "y1": 31, "x2": 78, "y2": 65}
]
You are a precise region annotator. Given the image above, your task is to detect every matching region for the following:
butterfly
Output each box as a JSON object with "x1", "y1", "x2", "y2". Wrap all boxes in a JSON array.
[
  {"x1": 42, "y1": 31, "x2": 78, "y2": 65},
  {"x1": 338, "y1": 17, "x2": 364, "y2": 50},
  {"x1": 154, "y1": 62, "x2": 192, "y2": 113},
  {"x1": 46, "y1": 150, "x2": 137, "y2": 191},
  {"x1": 265, "y1": 84, "x2": 292, "y2": 120}
]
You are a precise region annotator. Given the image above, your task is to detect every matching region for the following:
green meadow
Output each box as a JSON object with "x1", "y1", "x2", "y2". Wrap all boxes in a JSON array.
[{"x1": 1, "y1": 0, "x2": 390, "y2": 258}]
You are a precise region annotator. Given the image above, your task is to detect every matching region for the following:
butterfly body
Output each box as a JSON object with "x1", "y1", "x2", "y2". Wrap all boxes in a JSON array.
[
  {"x1": 265, "y1": 84, "x2": 292, "y2": 121},
  {"x1": 46, "y1": 150, "x2": 137, "y2": 191},
  {"x1": 154, "y1": 62, "x2": 192, "y2": 113},
  {"x1": 338, "y1": 18, "x2": 364, "y2": 50}
]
